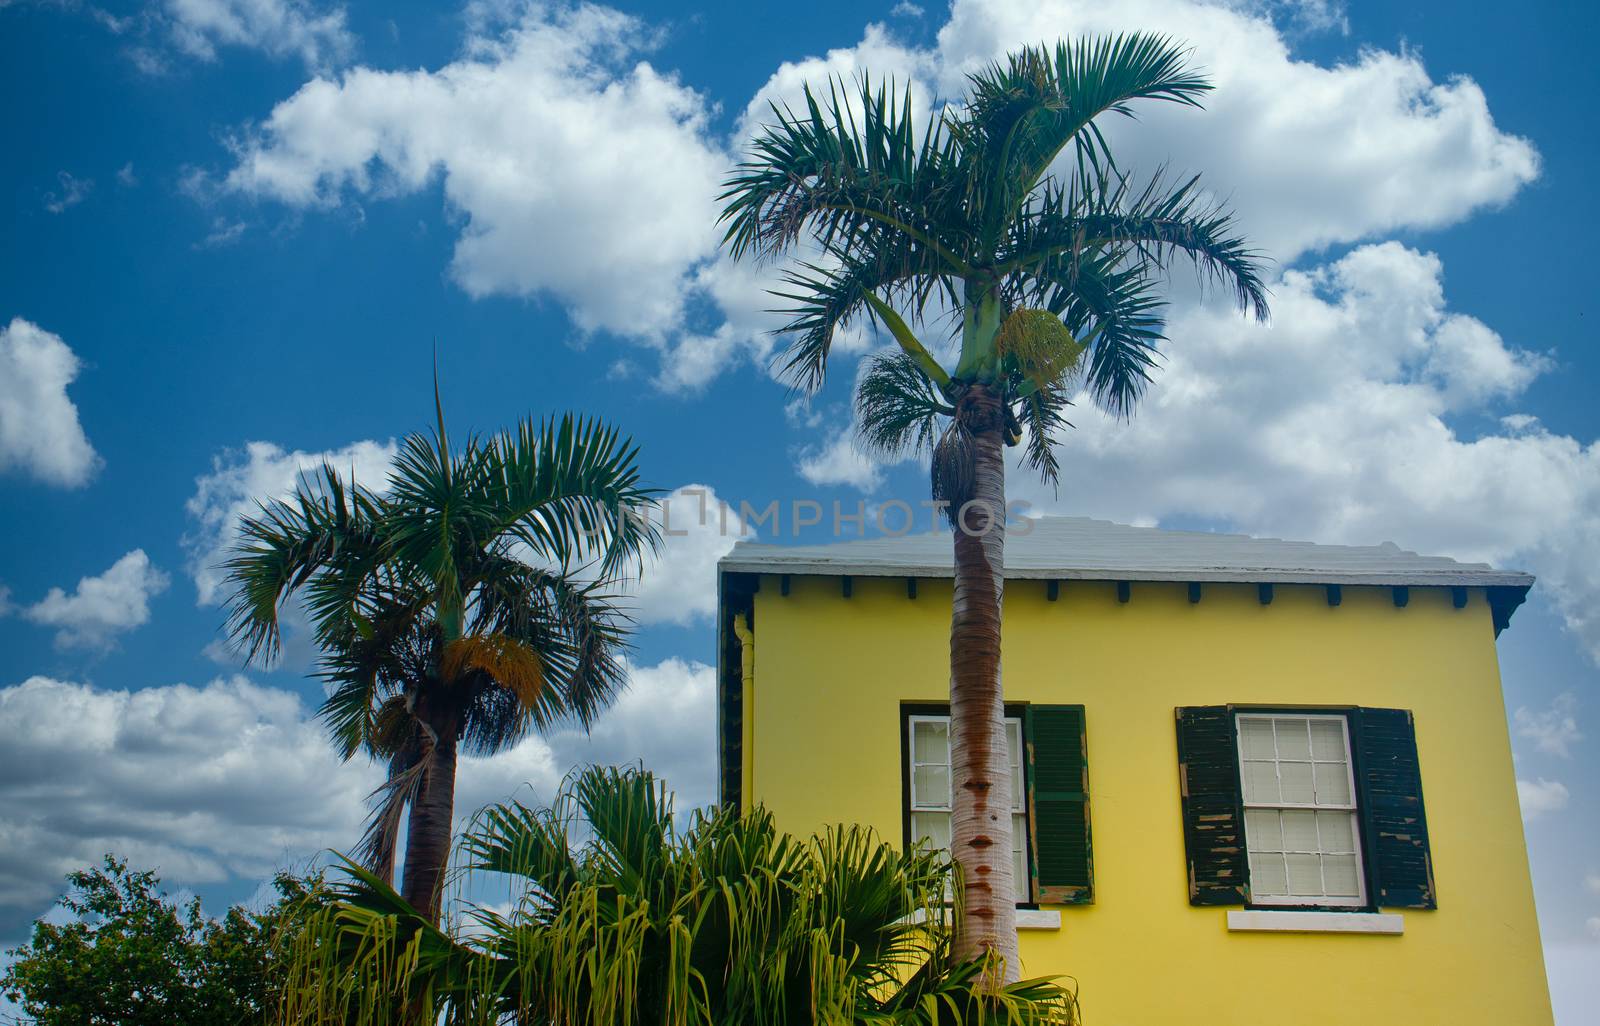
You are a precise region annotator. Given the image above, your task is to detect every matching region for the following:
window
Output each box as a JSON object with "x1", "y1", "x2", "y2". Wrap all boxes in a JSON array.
[
  {"x1": 907, "y1": 715, "x2": 1031, "y2": 900},
  {"x1": 1236, "y1": 713, "x2": 1365, "y2": 907}
]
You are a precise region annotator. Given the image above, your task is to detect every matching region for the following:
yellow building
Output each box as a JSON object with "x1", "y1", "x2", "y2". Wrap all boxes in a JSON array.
[{"x1": 715, "y1": 516, "x2": 1552, "y2": 1025}]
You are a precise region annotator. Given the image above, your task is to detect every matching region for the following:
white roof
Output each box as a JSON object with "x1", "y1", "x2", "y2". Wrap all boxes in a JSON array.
[{"x1": 718, "y1": 516, "x2": 1534, "y2": 589}]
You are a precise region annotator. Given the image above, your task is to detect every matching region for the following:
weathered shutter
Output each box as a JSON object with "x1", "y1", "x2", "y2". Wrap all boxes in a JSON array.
[
  {"x1": 1351, "y1": 707, "x2": 1436, "y2": 909},
  {"x1": 1175, "y1": 706, "x2": 1249, "y2": 905},
  {"x1": 1026, "y1": 705, "x2": 1093, "y2": 904}
]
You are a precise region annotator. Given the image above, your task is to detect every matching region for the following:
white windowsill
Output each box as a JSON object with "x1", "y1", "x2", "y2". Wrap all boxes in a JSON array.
[
  {"x1": 1226, "y1": 910, "x2": 1403, "y2": 935},
  {"x1": 1017, "y1": 909, "x2": 1062, "y2": 930},
  {"x1": 901, "y1": 908, "x2": 1062, "y2": 931}
]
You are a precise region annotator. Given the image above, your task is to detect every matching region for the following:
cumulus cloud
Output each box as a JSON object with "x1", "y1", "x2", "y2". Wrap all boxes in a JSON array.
[
  {"x1": 798, "y1": 433, "x2": 889, "y2": 491},
  {"x1": 0, "y1": 318, "x2": 101, "y2": 488},
  {"x1": 950, "y1": 242, "x2": 1600, "y2": 662},
  {"x1": 163, "y1": 0, "x2": 353, "y2": 69},
  {"x1": 23, "y1": 550, "x2": 170, "y2": 650},
  {"x1": 1515, "y1": 693, "x2": 1584, "y2": 759},
  {"x1": 0, "y1": 655, "x2": 714, "y2": 941},
  {"x1": 184, "y1": 438, "x2": 399, "y2": 605},
  {"x1": 0, "y1": 675, "x2": 377, "y2": 939},
  {"x1": 214, "y1": 0, "x2": 1534, "y2": 391},
  {"x1": 1517, "y1": 778, "x2": 1570, "y2": 821},
  {"x1": 456, "y1": 656, "x2": 718, "y2": 818},
  {"x1": 223, "y1": 2, "x2": 726, "y2": 341},
  {"x1": 621, "y1": 486, "x2": 751, "y2": 627},
  {"x1": 733, "y1": 0, "x2": 1535, "y2": 266}
]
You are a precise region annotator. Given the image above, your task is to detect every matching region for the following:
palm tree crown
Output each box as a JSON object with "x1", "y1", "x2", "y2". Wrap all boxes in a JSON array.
[
  {"x1": 222, "y1": 399, "x2": 658, "y2": 921},
  {"x1": 719, "y1": 36, "x2": 1270, "y2": 980}
]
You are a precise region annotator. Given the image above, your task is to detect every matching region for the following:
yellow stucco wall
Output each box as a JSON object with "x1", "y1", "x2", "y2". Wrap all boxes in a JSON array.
[{"x1": 741, "y1": 573, "x2": 1552, "y2": 1025}]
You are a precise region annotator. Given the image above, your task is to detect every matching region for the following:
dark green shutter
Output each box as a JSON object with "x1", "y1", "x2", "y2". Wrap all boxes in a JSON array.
[
  {"x1": 1026, "y1": 705, "x2": 1093, "y2": 904},
  {"x1": 1175, "y1": 706, "x2": 1249, "y2": 905},
  {"x1": 1351, "y1": 707, "x2": 1436, "y2": 909}
]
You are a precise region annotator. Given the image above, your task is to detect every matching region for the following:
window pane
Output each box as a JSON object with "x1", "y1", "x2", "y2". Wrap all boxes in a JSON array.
[
  {"x1": 1278, "y1": 761, "x2": 1315, "y2": 804},
  {"x1": 1323, "y1": 854, "x2": 1361, "y2": 897},
  {"x1": 911, "y1": 811, "x2": 951, "y2": 853},
  {"x1": 913, "y1": 720, "x2": 949, "y2": 763},
  {"x1": 1286, "y1": 853, "x2": 1323, "y2": 895},
  {"x1": 1314, "y1": 761, "x2": 1352, "y2": 805},
  {"x1": 913, "y1": 765, "x2": 951, "y2": 809},
  {"x1": 1280, "y1": 809, "x2": 1319, "y2": 852},
  {"x1": 1250, "y1": 852, "x2": 1288, "y2": 896},
  {"x1": 1310, "y1": 718, "x2": 1346, "y2": 760},
  {"x1": 1242, "y1": 760, "x2": 1281, "y2": 803},
  {"x1": 1007, "y1": 721, "x2": 1026, "y2": 813},
  {"x1": 1236, "y1": 713, "x2": 1365, "y2": 905},
  {"x1": 1317, "y1": 811, "x2": 1357, "y2": 854},
  {"x1": 1244, "y1": 808, "x2": 1283, "y2": 851},
  {"x1": 1274, "y1": 718, "x2": 1312, "y2": 760},
  {"x1": 1012, "y1": 811, "x2": 1029, "y2": 896},
  {"x1": 1239, "y1": 717, "x2": 1277, "y2": 759}
]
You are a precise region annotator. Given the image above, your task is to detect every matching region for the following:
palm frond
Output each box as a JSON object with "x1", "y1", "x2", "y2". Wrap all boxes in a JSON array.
[
  {"x1": 486, "y1": 414, "x2": 659, "y2": 580},
  {"x1": 720, "y1": 75, "x2": 968, "y2": 270},
  {"x1": 960, "y1": 35, "x2": 1211, "y2": 231},
  {"x1": 854, "y1": 351, "x2": 954, "y2": 461},
  {"x1": 281, "y1": 767, "x2": 1079, "y2": 1026}
]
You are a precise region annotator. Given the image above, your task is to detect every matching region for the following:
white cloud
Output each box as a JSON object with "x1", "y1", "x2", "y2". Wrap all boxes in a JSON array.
[
  {"x1": 162, "y1": 0, "x2": 353, "y2": 69},
  {"x1": 0, "y1": 675, "x2": 378, "y2": 939},
  {"x1": 1518, "y1": 778, "x2": 1570, "y2": 821},
  {"x1": 1589, "y1": 918, "x2": 1600, "y2": 941},
  {"x1": 734, "y1": 0, "x2": 1535, "y2": 267},
  {"x1": 931, "y1": 0, "x2": 1537, "y2": 262},
  {"x1": 223, "y1": 2, "x2": 727, "y2": 341},
  {"x1": 798, "y1": 432, "x2": 889, "y2": 491},
  {"x1": 1515, "y1": 693, "x2": 1584, "y2": 759},
  {"x1": 623, "y1": 486, "x2": 750, "y2": 627},
  {"x1": 23, "y1": 550, "x2": 170, "y2": 650},
  {"x1": 0, "y1": 318, "x2": 101, "y2": 488},
  {"x1": 455, "y1": 655, "x2": 718, "y2": 819},
  {"x1": 216, "y1": 0, "x2": 1533, "y2": 391},
  {"x1": 540, "y1": 656, "x2": 717, "y2": 811},
  {"x1": 973, "y1": 242, "x2": 1600, "y2": 663},
  {"x1": 1585, "y1": 872, "x2": 1600, "y2": 898},
  {"x1": 43, "y1": 171, "x2": 92, "y2": 214},
  {"x1": 0, "y1": 655, "x2": 715, "y2": 941},
  {"x1": 184, "y1": 438, "x2": 399, "y2": 606}
]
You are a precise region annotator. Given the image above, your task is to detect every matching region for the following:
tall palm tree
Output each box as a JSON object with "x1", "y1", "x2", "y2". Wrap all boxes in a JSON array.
[
  {"x1": 719, "y1": 36, "x2": 1269, "y2": 979},
  {"x1": 281, "y1": 765, "x2": 1077, "y2": 1026},
  {"x1": 222, "y1": 400, "x2": 657, "y2": 923}
]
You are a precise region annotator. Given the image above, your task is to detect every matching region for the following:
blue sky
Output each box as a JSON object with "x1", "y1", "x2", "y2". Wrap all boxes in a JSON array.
[{"x1": 1, "y1": 0, "x2": 1596, "y2": 1019}]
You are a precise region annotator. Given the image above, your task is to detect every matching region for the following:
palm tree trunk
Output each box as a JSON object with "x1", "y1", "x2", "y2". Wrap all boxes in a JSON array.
[
  {"x1": 400, "y1": 715, "x2": 458, "y2": 925},
  {"x1": 948, "y1": 381, "x2": 1020, "y2": 983}
]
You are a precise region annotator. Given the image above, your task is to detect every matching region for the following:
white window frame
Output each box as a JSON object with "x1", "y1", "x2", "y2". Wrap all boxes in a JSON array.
[
  {"x1": 1236, "y1": 712, "x2": 1367, "y2": 909},
  {"x1": 906, "y1": 713, "x2": 1033, "y2": 903}
]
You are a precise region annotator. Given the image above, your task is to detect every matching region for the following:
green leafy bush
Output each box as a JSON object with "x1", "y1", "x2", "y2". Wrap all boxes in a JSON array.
[{"x1": 284, "y1": 766, "x2": 1079, "y2": 1025}]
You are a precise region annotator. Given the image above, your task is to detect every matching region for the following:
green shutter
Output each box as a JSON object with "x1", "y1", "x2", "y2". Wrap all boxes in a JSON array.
[
  {"x1": 1351, "y1": 707, "x2": 1437, "y2": 909},
  {"x1": 1175, "y1": 706, "x2": 1249, "y2": 906},
  {"x1": 1026, "y1": 705, "x2": 1093, "y2": 904}
]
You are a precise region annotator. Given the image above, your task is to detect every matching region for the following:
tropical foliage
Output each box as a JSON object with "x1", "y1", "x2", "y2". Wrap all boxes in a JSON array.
[
  {"x1": 280, "y1": 766, "x2": 1078, "y2": 1026},
  {"x1": 0, "y1": 857, "x2": 321, "y2": 1026},
  {"x1": 222, "y1": 398, "x2": 657, "y2": 922},
  {"x1": 719, "y1": 36, "x2": 1269, "y2": 975}
]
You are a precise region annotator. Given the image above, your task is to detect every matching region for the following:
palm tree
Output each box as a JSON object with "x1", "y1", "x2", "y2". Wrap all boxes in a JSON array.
[
  {"x1": 719, "y1": 36, "x2": 1269, "y2": 979},
  {"x1": 222, "y1": 400, "x2": 657, "y2": 924},
  {"x1": 280, "y1": 765, "x2": 1078, "y2": 1026}
]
